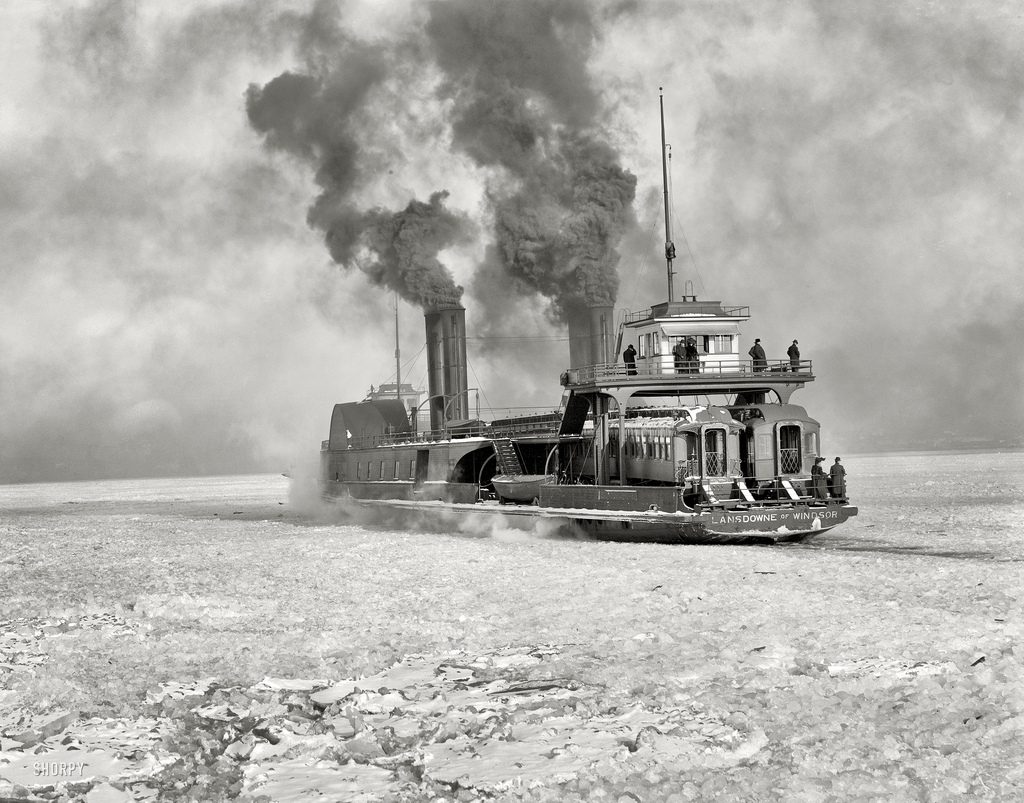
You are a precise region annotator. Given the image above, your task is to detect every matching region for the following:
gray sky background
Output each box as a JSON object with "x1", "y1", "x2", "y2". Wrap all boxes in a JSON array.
[{"x1": 2, "y1": 0, "x2": 1022, "y2": 483}]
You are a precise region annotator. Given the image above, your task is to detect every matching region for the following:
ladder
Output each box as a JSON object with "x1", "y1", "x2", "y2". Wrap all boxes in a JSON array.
[{"x1": 492, "y1": 439, "x2": 523, "y2": 476}]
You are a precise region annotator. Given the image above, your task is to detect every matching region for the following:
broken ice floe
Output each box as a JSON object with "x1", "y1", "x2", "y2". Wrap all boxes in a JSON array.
[
  {"x1": 826, "y1": 658, "x2": 960, "y2": 681},
  {"x1": 144, "y1": 677, "x2": 219, "y2": 705},
  {"x1": 0, "y1": 636, "x2": 767, "y2": 799}
]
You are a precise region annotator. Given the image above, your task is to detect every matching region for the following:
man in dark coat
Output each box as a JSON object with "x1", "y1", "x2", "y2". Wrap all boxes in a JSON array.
[
  {"x1": 748, "y1": 338, "x2": 766, "y2": 372},
  {"x1": 684, "y1": 339, "x2": 700, "y2": 373},
  {"x1": 787, "y1": 339, "x2": 800, "y2": 372},
  {"x1": 829, "y1": 457, "x2": 846, "y2": 498},
  {"x1": 623, "y1": 343, "x2": 637, "y2": 376},
  {"x1": 672, "y1": 339, "x2": 686, "y2": 373}
]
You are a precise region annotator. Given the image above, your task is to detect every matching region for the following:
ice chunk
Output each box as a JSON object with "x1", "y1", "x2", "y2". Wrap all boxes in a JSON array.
[
  {"x1": 256, "y1": 677, "x2": 328, "y2": 692},
  {"x1": 84, "y1": 782, "x2": 134, "y2": 802},
  {"x1": 310, "y1": 678, "x2": 390, "y2": 707},
  {"x1": 144, "y1": 677, "x2": 218, "y2": 704},
  {"x1": 242, "y1": 757, "x2": 396, "y2": 802}
]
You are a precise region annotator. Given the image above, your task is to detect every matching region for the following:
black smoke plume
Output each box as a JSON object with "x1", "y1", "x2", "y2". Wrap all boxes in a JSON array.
[
  {"x1": 245, "y1": 45, "x2": 466, "y2": 308},
  {"x1": 427, "y1": 0, "x2": 637, "y2": 322}
]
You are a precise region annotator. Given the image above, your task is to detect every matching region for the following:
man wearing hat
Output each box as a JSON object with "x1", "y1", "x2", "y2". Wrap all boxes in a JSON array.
[
  {"x1": 787, "y1": 339, "x2": 800, "y2": 372},
  {"x1": 748, "y1": 338, "x2": 766, "y2": 372},
  {"x1": 829, "y1": 457, "x2": 846, "y2": 499}
]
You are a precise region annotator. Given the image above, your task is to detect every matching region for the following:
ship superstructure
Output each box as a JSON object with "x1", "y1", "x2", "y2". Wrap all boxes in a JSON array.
[
  {"x1": 318, "y1": 292, "x2": 856, "y2": 542},
  {"x1": 318, "y1": 95, "x2": 857, "y2": 543}
]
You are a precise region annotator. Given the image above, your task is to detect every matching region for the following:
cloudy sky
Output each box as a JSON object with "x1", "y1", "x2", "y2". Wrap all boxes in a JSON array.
[{"x1": 1, "y1": 0, "x2": 1021, "y2": 483}]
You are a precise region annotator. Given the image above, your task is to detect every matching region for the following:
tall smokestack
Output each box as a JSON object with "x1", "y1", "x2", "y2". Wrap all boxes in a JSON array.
[
  {"x1": 567, "y1": 304, "x2": 613, "y2": 368},
  {"x1": 425, "y1": 302, "x2": 469, "y2": 431}
]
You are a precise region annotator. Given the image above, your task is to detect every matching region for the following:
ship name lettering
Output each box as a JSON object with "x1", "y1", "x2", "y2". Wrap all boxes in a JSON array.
[
  {"x1": 791, "y1": 510, "x2": 840, "y2": 521},
  {"x1": 716, "y1": 509, "x2": 842, "y2": 525},
  {"x1": 719, "y1": 513, "x2": 778, "y2": 524}
]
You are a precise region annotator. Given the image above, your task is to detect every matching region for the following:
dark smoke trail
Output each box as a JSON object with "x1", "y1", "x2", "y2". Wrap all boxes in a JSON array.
[
  {"x1": 245, "y1": 33, "x2": 466, "y2": 308},
  {"x1": 426, "y1": 0, "x2": 637, "y2": 323},
  {"x1": 361, "y1": 191, "x2": 467, "y2": 307}
]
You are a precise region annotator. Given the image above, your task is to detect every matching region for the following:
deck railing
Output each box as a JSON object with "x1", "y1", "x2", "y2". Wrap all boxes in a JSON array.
[
  {"x1": 338, "y1": 406, "x2": 563, "y2": 450},
  {"x1": 621, "y1": 304, "x2": 750, "y2": 324},
  {"x1": 569, "y1": 358, "x2": 813, "y2": 384}
]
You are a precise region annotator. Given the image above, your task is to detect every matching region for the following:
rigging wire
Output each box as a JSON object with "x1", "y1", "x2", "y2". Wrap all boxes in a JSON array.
[
  {"x1": 370, "y1": 343, "x2": 426, "y2": 393},
  {"x1": 626, "y1": 213, "x2": 662, "y2": 313},
  {"x1": 466, "y1": 356, "x2": 494, "y2": 414},
  {"x1": 465, "y1": 335, "x2": 569, "y2": 342},
  {"x1": 667, "y1": 159, "x2": 707, "y2": 297}
]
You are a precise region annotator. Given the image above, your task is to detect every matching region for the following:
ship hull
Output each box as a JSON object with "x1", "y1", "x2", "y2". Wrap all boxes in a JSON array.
[
  {"x1": 320, "y1": 481, "x2": 856, "y2": 545},
  {"x1": 491, "y1": 474, "x2": 555, "y2": 503}
]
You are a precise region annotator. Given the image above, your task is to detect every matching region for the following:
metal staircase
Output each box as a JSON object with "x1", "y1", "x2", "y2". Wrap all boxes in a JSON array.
[{"x1": 492, "y1": 439, "x2": 524, "y2": 475}]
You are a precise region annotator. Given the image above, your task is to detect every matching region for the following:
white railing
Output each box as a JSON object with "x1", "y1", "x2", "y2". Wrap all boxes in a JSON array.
[{"x1": 568, "y1": 358, "x2": 813, "y2": 384}]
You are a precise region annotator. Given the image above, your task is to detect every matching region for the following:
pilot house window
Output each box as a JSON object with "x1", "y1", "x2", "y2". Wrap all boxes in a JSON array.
[{"x1": 706, "y1": 335, "x2": 733, "y2": 354}]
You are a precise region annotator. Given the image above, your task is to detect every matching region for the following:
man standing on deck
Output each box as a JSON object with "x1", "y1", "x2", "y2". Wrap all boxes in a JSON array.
[
  {"x1": 788, "y1": 339, "x2": 800, "y2": 372},
  {"x1": 673, "y1": 339, "x2": 686, "y2": 373},
  {"x1": 748, "y1": 338, "x2": 766, "y2": 372},
  {"x1": 623, "y1": 343, "x2": 637, "y2": 376},
  {"x1": 684, "y1": 338, "x2": 700, "y2": 373},
  {"x1": 829, "y1": 457, "x2": 846, "y2": 498}
]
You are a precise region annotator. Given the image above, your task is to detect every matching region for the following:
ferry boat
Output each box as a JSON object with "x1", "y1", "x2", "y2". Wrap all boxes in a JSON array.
[{"x1": 318, "y1": 98, "x2": 857, "y2": 544}]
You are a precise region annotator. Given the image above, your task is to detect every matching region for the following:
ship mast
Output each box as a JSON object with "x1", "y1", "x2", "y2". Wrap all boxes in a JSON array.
[
  {"x1": 659, "y1": 88, "x2": 677, "y2": 301},
  {"x1": 394, "y1": 291, "x2": 402, "y2": 402}
]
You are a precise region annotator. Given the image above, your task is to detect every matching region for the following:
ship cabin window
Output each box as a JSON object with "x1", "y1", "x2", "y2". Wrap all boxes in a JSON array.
[
  {"x1": 704, "y1": 428, "x2": 727, "y2": 476},
  {"x1": 409, "y1": 459, "x2": 416, "y2": 479},
  {"x1": 393, "y1": 459, "x2": 399, "y2": 480},
  {"x1": 637, "y1": 336, "x2": 647, "y2": 358},
  {"x1": 378, "y1": 462, "x2": 384, "y2": 480},
  {"x1": 779, "y1": 425, "x2": 802, "y2": 474},
  {"x1": 805, "y1": 431, "x2": 818, "y2": 461},
  {"x1": 703, "y1": 335, "x2": 733, "y2": 355},
  {"x1": 356, "y1": 462, "x2": 362, "y2": 480}
]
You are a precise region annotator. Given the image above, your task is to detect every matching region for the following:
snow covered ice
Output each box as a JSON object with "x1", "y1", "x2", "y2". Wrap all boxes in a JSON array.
[{"x1": 0, "y1": 451, "x2": 1022, "y2": 800}]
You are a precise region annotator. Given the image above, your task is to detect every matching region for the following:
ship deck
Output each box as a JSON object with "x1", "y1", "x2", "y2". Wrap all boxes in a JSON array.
[{"x1": 563, "y1": 358, "x2": 814, "y2": 398}]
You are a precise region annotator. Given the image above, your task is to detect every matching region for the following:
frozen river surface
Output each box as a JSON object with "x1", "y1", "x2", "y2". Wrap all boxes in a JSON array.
[{"x1": 0, "y1": 451, "x2": 1021, "y2": 801}]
